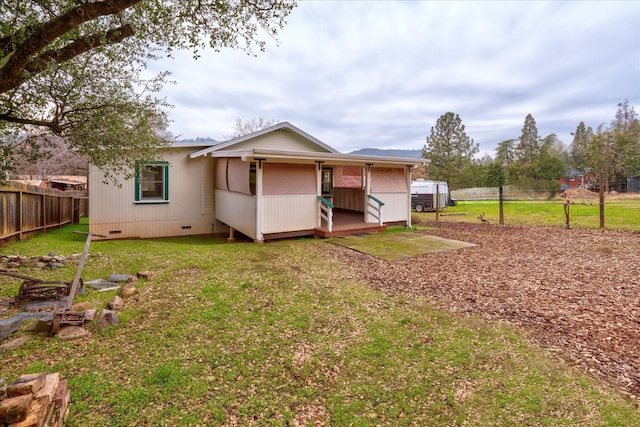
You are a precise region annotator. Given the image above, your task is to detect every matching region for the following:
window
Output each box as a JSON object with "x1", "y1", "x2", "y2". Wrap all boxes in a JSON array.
[{"x1": 135, "y1": 161, "x2": 169, "y2": 203}]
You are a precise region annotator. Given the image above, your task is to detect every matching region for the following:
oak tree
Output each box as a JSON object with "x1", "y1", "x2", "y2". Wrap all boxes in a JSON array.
[{"x1": 0, "y1": 0, "x2": 296, "y2": 181}]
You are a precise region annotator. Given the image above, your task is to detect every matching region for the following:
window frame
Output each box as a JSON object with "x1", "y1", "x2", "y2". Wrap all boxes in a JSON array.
[{"x1": 135, "y1": 161, "x2": 169, "y2": 204}]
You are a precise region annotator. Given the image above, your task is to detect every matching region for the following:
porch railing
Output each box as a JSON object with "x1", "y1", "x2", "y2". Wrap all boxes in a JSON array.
[
  {"x1": 367, "y1": 194, "x2": 385, "y2": 226},
  {"x1": 318, "y1": 196, "x2": 334, "y2": 232}
]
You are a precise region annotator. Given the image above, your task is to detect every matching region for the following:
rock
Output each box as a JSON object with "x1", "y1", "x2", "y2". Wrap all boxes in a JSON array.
[
  {"x1": 20, "y1": 301, "x2": 57, "y2": 312},
  {"x1": 107, "y1": 274, "x2": 132, "y2": 283},
  {"x1": 57, "y1": 326, "x2": 90, "y2": 340},
  {"x1": 136, "y1": 270, "x2": 152, "y2": 281},
  {"x1": 108, "y1": 296, "x2": 124, "y2": 311},
  {"x1": 35, "y1": 373, "x2": 60, "y2": 407},
  {"x1": 0, "y1": 317, "x2": 23, "y2": 341},
  {"x1": 120, "y1": 284, "x2": 137, "y2": 297},
  {"x1": 31, "y1": 319, "x2": 53, "y2": 334},
  {"x1": 6, "y1": 262, "x2": 20, "y2": 269},
  {"x1": 0, "y1": 336, "x2": 30, "y2": 351},
  {"x1": 40, "y1": 256, "x2": 52, "y2": 262},
  {"x1": 96, "y1": 310, "x2": 119, "y2": 331},
  {"x1": 0, "y1": 394, "x2": 33, "y2": 424},
  {"x1": 86, "y1": 281, "x2": 118, "y2": 290},
  {"x1": 6, "y1": 373, "x2": 46, "y2": 398},
  {"x1": 34, "y1": 262, "x2": 47, "y2": 269},
  {"x1": 47, "y1": 262, "x2": 65, "y2": 269},
  {"x1": 70, "y1": 301, "x2": 93, "y2": 312},
  {"x1": 84, "y1": 309, "x2": 96, "y2": 322}
]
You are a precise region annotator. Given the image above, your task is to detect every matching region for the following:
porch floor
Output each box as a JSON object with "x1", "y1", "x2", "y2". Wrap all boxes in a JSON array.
[{"x1": 314, "y1": 209, "x2": 386, "y2": 238}]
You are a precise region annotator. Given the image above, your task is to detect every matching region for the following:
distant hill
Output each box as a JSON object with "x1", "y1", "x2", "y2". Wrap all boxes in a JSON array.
[{"x1": 349, "y1": 148, "x2": 423, "y2": 159}]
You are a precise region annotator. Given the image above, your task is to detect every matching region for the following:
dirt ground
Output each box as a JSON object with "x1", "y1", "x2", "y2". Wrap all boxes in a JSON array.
[{"x1": 318, "y1": 221, "x2": 640, "y2": 401}]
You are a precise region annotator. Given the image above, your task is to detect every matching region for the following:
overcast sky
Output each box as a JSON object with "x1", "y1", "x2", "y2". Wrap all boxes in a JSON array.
[{"x1": 150, "y1": 0, "x2": 640, "y2": 157}]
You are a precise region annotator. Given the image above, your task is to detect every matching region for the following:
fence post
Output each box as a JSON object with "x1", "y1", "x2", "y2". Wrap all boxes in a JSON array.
[
  {"x1": 499, "y1": 186, "x2": 504, "y2": 225},
  {"x1": 599, "y1": 172, "x2": 605, "y2": 229},
  {"x1": 435, "y1": 184, "x2": 440, "y2": 221},
  {"x1": 18, "y1": 190, "x2": 23, "y2": 241}
]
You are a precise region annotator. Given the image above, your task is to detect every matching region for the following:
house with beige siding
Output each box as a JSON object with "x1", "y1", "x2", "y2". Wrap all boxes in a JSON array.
[{"x1": 89, "y1": 122, "x2": 426, "y2": 242}]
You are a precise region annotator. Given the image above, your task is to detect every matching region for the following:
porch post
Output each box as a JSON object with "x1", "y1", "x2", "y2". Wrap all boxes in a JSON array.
[
  {"x1": 406, "y1": 165, "x2": 412, "y2": 227},
  {"x1": 255, "y1": 159, "x2": 265, "y2": 242},
  {"x1": 316, "y1": 161, "x2": 323, "y2": 227},
  {"x1": 364, "y1": 164, "x2": 372, "y2": 223}
]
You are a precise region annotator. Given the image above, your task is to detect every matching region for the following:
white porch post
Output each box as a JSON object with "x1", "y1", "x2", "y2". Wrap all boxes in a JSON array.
[
  {"x1": 255, "y1": 159, "x2": 264, "y2": 242},
  {"x1": 316, "y1": 161, "x2": 323, "y2": 227},
  {"x1": 364, "y1": 164, "x2": 372, "y2": 223}
]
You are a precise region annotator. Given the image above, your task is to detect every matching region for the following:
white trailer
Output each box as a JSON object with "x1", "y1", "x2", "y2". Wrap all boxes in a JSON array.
[{"x1": 410, "y1": 179, "x2": 449, "y2": 212}]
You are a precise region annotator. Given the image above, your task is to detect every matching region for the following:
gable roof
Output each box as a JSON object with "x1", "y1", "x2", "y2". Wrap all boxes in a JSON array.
[{"x1": 190, "y1": 121, "x2": 339, "y2": 158}]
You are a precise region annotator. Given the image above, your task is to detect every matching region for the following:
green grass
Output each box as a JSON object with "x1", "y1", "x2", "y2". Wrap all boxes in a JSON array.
[
  {"x1": 1, "y1": 222, "x2": 639, "y2": 426},
  {"x1": 329, "y1": 229, "x2": 475, "y2": 260},
  {"x1": 421, "y1": 199, "x2": 640, "y2": 231}
]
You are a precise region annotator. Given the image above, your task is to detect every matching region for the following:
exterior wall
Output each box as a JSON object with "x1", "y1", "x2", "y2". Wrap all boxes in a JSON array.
[
  {"x1": 333, "y1": 188, "x2": 365, "y2": 211},
  {"x1": 89, "y1": 148, "x2": 217, "y2": 239},
  {"x1": 215, "y1": 189, "x2": 257, "y2": 240},
  {"x1": 368, "y1": 192, "x2": 408, "y2": 222},
  {"x1": 230, "y1": 129, "x2": 331, "y2": 153},
  {"x1": 262, "y1": 195, "x2": 317, "y2": 233}
]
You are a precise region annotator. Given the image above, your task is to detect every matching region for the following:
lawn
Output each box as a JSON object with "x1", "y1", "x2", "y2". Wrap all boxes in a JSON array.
[
  {"x1": 1, "y1": 221, "x2": 638, "y2": 426},
  {"x1": 423, "y1": 199, "x2": 640, "y2": 231}
]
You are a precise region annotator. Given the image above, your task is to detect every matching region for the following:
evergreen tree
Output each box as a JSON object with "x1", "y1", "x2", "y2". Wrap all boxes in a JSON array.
[
  {"x1": 515, "y1": 113, "x2": 540, "y2": 162},
  {"x1": 509, "y1": 115, "x2": 563, "y2": 194},
  {"x1": 495, "y1": 139, "x2": 517, "y2": 166},
  {"x1": 570, "y1": 121, "x2": 593, "y2": 170},
  {"x1": 422, "y1": 112, "x2": 479, "y2": 196}
]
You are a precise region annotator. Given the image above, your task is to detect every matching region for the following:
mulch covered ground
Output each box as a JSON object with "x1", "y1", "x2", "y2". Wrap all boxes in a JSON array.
[{"x1": 319, "y1": 221, "x2": 640, "y2": 401}]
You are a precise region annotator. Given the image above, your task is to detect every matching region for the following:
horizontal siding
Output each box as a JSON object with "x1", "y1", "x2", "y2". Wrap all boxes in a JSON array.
[
  {"x1": 89, "y1": 149, "x2": 216, "y2": 239},
  {"x1": 231, "y1": 130, "x2": 329, "y2": 153},
  {"x1": 262, "y1": 195, "x2": 317, "y2": 233},
  {"x1": 90, "y1": 218, "x2": 215, "y2": 239},
  {"x1": 215, "y1": 189, "x2": 257, "y2": 240},
  {"x1": 368, "y1": 192, "x2": 409, "y2": 223}
]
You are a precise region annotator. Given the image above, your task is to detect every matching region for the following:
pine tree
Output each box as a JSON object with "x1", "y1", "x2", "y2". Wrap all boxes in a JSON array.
[
  {"x1": 422, "y1": 112, "x2": 479, "y2": 195},
  {"x1": 570, "y1": 122, "x2": 593, "y2": 171},
  {"x1": 515, "y1": 113, "x2": 540, "y2": 162}
]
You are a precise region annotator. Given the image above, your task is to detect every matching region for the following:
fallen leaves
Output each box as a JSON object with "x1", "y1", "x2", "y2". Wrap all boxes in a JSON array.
[{"x1": 319, "y1": 222, "x2": 640, "y2": 400}]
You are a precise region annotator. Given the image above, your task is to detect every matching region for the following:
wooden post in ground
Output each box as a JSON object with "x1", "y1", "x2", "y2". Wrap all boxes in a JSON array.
[
  {"x1": 499, "y1": 186, "x2": 504, "y2": 225},
  {"x1": 599, "y1": 172, "x2": 605, "y2": 229}
]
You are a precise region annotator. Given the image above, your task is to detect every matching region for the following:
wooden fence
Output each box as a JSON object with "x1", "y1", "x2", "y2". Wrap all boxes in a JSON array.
[{"x1": 0, "y1": 182, "x2": 88, "y2": 246}]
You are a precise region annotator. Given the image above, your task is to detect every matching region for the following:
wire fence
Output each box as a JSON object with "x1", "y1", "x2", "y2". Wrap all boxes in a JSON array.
[{"x1": 440, "y1": 186, "x2": 640, "y2": 232}]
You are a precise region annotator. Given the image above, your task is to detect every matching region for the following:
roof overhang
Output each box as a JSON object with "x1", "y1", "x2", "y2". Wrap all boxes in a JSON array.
[
  {"x1": 189, "y1": 121, "x2": 339, "y2": 158},
  {"x1": 190, "y1": 148, "x2": 427, "y2": 168}
]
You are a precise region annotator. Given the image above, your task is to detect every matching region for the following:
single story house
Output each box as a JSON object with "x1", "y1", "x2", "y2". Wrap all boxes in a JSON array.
[{"x1": 89, "y1": 122, "x2": 426, "y2": 242}]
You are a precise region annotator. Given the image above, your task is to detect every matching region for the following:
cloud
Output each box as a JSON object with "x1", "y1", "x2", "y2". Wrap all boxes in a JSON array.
[{"x1": 149, "y1": 1, "x2": 640, "y2": 157}]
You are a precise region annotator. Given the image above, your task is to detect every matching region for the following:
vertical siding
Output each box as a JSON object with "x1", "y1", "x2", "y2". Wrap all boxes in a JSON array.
[
  {"x1": 215, "y1": 189, "x2": 257, "y2": 239},
  {"x1": 262, "y1": 195, "x2": 317, "y2": 233},
  {"x1": 89, "y1": 149, "x2": 217, "y2": 239},
  {"x1": 333, "y1": 188, "x2": 365, "y2": 211}
]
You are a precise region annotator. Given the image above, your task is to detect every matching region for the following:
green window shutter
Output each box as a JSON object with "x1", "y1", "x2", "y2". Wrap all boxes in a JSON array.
[
  {"x1": 163, "y1": 162, "x2": 169, "y2": 200},
  {"x1": 134, "y1": 161, "x2": 141, "y2": 201}
]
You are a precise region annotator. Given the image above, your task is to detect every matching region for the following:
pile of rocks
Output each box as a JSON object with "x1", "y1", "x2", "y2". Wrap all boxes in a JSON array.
[
  {"x1": 0, "y1": 373, "x2": 69, "y2": 427},
  {"x1": 0, "y1": 253, "x2": 99, "y2": 271}
]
